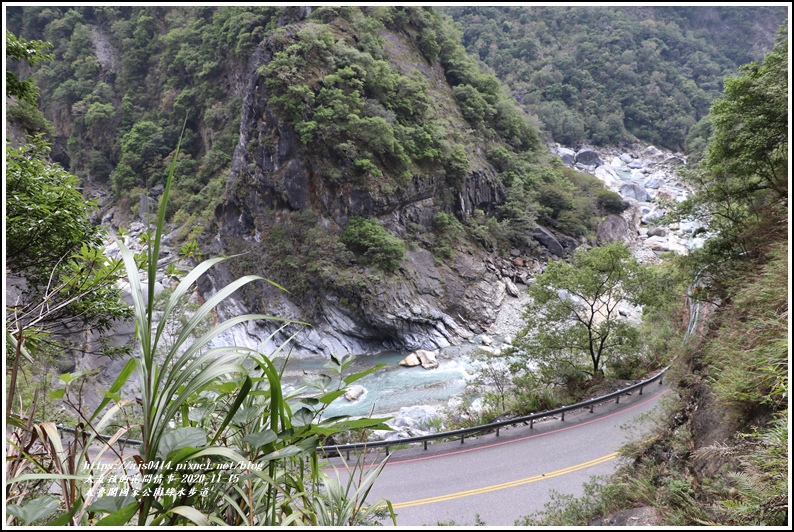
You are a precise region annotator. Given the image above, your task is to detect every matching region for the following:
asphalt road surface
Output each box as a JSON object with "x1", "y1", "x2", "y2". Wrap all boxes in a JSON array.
[{"x1": 327, "y1": 383, "x2": 671, "y2": 526}]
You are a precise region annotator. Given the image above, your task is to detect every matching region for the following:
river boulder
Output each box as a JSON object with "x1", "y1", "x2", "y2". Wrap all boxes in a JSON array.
[
  {"x1": 532, "y1": 226, "x2": 564, "y2": 257},
  {"x1": 596, "y1": 214, "x2": 635, "y2": 245},
  {"x1": 575, "y1": 149, "x2": 603, "y2": 167},
  {"x1": 415, "y1": 349, "x2": 439, "y2": 370},
  {"x1": 344, "y1": 385, "x2": 366, "y2": 401},
  {"x1": 620, "y1": 182, "x2": 652, "y2": 202},
  {"x1": 556, "y1": 146, "x2": 576, "y2": 165},
  {"x1": 399, "y1": 353, "x2": 421, "y2": 367}
]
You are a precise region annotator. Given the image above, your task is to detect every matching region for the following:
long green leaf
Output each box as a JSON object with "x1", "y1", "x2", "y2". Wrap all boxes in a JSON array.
[
  {"x1": 6, "y1": 473, "x2": 88, "y2": 484},
  {"x1": 147, "y1": 117, "x2": 186, "y2": 335},
  {"x1": 87, "y1": 398, "x2": 136, "y2": 446},
  {"x1": 152, "y1": 255, "x2": 226, "y2": 351},
  {"x1": 149, "y1": 362, "x2": 247, "y2": 458},
  {"x1": 87, "y1": 426, "x2": 132, "y2": 472},
  {"x1": 254, "y1": 352, "x2": 288, "y2": 433},
  {"x1": 6, "y1": 330, "x2": 34, "y2": 363},
  {"x1": 343, "y1": 363, "x2": 387, "y2": 385},
  {"x1": 116, "y1": 239, "x2": 149, "y2": 357},
  {"x1": 317, "y1": 389, "x2": 347, "y2": 405},
  {"x1": 153, "y1": 312, "x2": 304, "y2": 412},
  {"x1": 160, "y1": 275, "x2": 292, "y2": 368},
  {"x1": 88, "y1": 350, "x2": 137, "y2": 422},
  {"x1": 169, "y1": 506, "x2": 210, "y2": 526},
  {"x1": 95, "y1": 502, "x2": 138, "y2": 526},
  {"x1": 210, "y1": 376, "x2": 252, "y2": 446},
  {"x1": 152, "y1": 350, "x2": 245, "y2": 413},
  {"x1": 220, "y1": 492, "x2": 249, "y2": 524},
  {"x1": 35, "y1": 422, "x2": 65, "y2": 469},
  {"x1": 165, "y1": 313, "x2": 300, "y2": 379}
]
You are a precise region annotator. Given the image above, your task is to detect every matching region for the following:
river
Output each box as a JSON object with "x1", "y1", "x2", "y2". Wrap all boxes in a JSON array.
[{"x1": 276, "y1": 285, "x2": 531, "y2": 425}]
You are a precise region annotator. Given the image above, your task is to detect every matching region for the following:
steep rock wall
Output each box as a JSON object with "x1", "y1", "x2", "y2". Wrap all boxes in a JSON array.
[{"x1": 206, "y1": 22, "x2": 514, "y2": 357}]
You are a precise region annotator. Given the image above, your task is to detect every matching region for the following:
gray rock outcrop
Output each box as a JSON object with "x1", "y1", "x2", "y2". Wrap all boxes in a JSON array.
[
  {"x1": 574, "y1": 149, "x2": 603, "y2": 167},
  {"x1": 596, "y1": 214, "x2": 634, "y2": 245},
  {"x1": 204, "y1": 28, "x2": 530, "y2": 356},
  {"x1": 532, "y1": 226, "x2": 564, "y2": 257},
  {"x1": 556, "y1": 145, "x2": 576, "y2": 166},
  {"x1": 619, "y1": 182, "x2": 652, "y2": 202}
]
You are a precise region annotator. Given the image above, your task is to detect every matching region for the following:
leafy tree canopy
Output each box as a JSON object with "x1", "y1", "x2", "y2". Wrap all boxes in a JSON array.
[
  {"x1": 6, "y1": 38, "x2": 131, "y2": 361},
  {"x1": 509, "y1": 242, "x2": 664, "y2": 384},
  {"x1": 675, "y1": 24, "x2": 788, "y2": 297},
  {"x1": 446, "y1": 6, "x2": 786, "y2": 150},
  {"x1": 5, "y1": 31, "x2": 53, "y2": 104}
]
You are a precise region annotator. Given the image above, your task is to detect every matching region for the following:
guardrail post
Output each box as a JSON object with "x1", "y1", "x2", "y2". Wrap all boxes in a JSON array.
[
  {"x1": 386, "y1": 445, "x2": 389, "y2": 455},
  {"x1": 659, "y1": 376, "x2": 664, "y2": 386},
  {"x1": 496, "y1": 427, "x2": 500, "y2": 437},
  {"x1": 561, "y1": 411, "x2": 565, "y2": 421},
  {"x1": 460, "y1": 434, "x2": 465, "y2": 444},
  {"x1": 346, "y1": 450, "x2": 350, "y2": 461},
  {"x1": 423, "y1": 441, "x2": 428, "y2": 451},
  {"x1": 639, "y1": 386, "x2": 643, "y2": 395},
  {"x1": 590, "y1": 404, "x2": 594, "y2": 413},
  {"x1": 616, "y1": 394, "x2": 620, "y2": 404},
  {"x1": 530, "y1": 419, "x2": 534, "y2": 429}
]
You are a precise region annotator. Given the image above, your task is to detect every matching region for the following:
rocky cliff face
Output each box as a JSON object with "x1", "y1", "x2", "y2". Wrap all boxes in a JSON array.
[
  {"x1": 204, "y1": 17, "x2": 529, "y2": 357},
  {"x1": 200, "y1": 10, "x2": 703, "y2": 359}
]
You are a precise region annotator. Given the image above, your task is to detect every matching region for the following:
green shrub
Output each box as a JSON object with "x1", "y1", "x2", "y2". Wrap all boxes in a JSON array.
[
  {"x1": 341, "y1": 217, "x2": 405, "y2": 272},
  {"x1": 596, "y1": 188, "x2": 628, "y2": 215},
  {"x1": 432, "y1": 211, "x2": 464, "y2": 259}
]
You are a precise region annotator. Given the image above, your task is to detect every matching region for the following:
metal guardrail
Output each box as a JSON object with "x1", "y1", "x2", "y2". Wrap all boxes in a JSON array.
[
  {"x1": 8, "y1": 416, "x2": 145, "y2": 447},
  {"x1": 317, "y1": 365, "x2": 669, "y2": 459},
  {"x1": 20, "y1": 367, "x2": 668, "y2": 460},
  {"x1": 321, "y1": 268, "x2": 704, "y2": 459}
]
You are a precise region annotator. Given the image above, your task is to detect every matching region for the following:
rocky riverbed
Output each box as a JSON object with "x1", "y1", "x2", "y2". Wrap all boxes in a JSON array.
[{"x1": 556, "y1": 142, "x2": 711, "y2": 262}]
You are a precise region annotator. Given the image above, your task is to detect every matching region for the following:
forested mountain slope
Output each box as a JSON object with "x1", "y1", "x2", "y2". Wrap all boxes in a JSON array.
[
  {"x1": 6, "y1": 4, "x2": 785, "y2": 373},
  {"x1": 7, "y1": 6, "x2": 628, "y2": 355},
  {"x1": 446, "y1": 6, "x2": 786, "y2": 150},
  {"x1": 520, "y1": 26, "x2": 789, "y2": 527}
]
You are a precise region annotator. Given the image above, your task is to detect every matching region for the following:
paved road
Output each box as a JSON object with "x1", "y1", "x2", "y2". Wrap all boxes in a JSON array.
[{"x1": 327, "y1": 383, "x2": 670, "y2": 526}]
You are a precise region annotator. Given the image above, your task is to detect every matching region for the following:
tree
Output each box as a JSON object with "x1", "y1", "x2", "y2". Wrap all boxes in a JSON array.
[
  {"x1": 509, "y1": 242, "x2": 658, "y2": 384},
  {"x1": 675, "y1": 24, "x2": 788, "y2": 296},
  {"x1": 5, "y1": 31, "x2": 53, "y2": 104},
  {"x1": 6, "y1": 38, "x2": 131, "y2": 385},
  {"x1": 704, "y1": 25, "x2": 787, "y2": 202}
]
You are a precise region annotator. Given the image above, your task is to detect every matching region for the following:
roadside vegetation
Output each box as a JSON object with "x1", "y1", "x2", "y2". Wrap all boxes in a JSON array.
[
  {"x1": 516, "y1": 25, "x2": 788, "y2": 526},
  {"x1": 427, "y1": 241, "x2": 683, "y2": 433}
]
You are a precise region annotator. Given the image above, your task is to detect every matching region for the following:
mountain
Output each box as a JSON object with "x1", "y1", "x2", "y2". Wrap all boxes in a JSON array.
[
  {"x1": 6, "y1": 5, "x2": 783, "y2": 355},
  {"x1": 7, "y1": 6, "x2": 625, "y2": 355},
  {"x1": 5, "y1": 6, "x2": 788, "y2": 526},
  {"x1": 446, "y1": 6, "x2": 787, "y2": 150}
]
